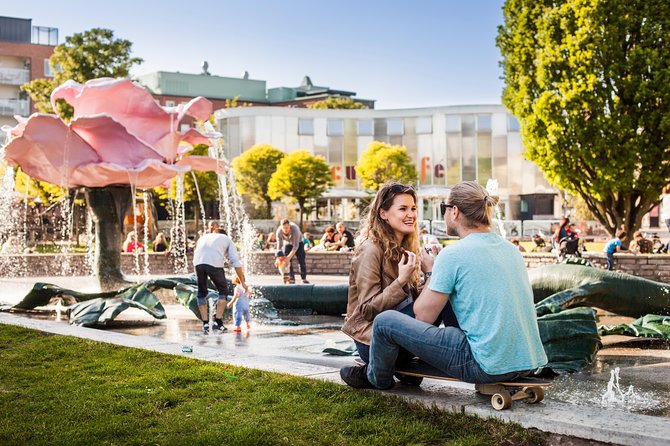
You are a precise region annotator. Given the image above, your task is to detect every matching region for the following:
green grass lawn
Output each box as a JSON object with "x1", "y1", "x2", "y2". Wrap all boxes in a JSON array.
[{"x1": 0, "y1": 325, "x2": 546, "y2": 446}]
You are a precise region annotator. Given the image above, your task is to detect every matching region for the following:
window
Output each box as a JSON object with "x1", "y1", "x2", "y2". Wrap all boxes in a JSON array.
[
  {"x1": 446, "y1": 115, "x2": 461, "y2": 133},
  {"x1": 477, "y1": 115, "x2": 492, "y2": 132},
  {"x1": 357, "y1": 119, "x2": 373, "y2": 136},
  {"x1": 508, "y1": 115, "x2": 520, "y2": 132},
  {"x1": 327, "y1": 119, "x2": 343, "y2": 136},
  {"x1": 165, "y1": 100, "x2": 175, "y2": 107},
  {"x1": 387, "y1": 118, "x2": 404, "y2": 136},
  {"x1": 416, "y1": 116, "x2": 432, "y2": 134},
  {"x1": 298, "y1": 118, "x2": 314, "y2": 135},
  {"x1": 43, "y1": 59, "x2": 54, "y2": 77},
  {"x1": 180, "y1": 124, "x2": 190, "y2": 132}
]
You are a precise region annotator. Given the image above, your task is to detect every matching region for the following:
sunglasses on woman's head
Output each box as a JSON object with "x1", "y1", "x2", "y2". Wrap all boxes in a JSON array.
[{"x1": 440, "y1": 203, "x2": 455, "y2": 217}]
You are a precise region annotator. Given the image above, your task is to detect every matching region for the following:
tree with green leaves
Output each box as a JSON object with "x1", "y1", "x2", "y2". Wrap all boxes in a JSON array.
[
  {"x1": 355, "y1": 141, "x2": 418, "y2": 191},
  {"x1": 498, "y1": 0, "x2": 670, "y2": 237},
  {"x1": 22, "y1": 28, "x2": 143, "y2": 118},
  {"x1": 307, "y1": 97, "x2": 367, "y2": 109},
  {"x1": 230, "y1": 144, "x2": 285, "y2": 219},
  {"x1": 268, "y1": 151, "x2": 332, "y2": 226}
]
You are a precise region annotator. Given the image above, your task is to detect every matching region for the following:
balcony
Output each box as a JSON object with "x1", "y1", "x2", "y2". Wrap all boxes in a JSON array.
[
  {"x1": 0, "y1": 67, "x2": 30, "y2": 86},
  {"x1": 0, "y1": 99, "x2": 29, "y2": 116}
]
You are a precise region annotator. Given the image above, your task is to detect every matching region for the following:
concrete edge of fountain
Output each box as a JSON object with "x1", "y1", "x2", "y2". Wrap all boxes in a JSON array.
[{"x1": 1, "y1": 312, "x2": 667, "y2": 446}]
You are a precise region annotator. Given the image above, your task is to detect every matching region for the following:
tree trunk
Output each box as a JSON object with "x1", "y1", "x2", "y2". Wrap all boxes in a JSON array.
[
  {"x1": 85, "y1": 186, "x2": 132, "y2": 291},
  {"x1": 265, "y1": 198, "x2": 273, "y2": 219},
  {"x1": 298, "y1": 199, "x2": 305, "y2": 229}
]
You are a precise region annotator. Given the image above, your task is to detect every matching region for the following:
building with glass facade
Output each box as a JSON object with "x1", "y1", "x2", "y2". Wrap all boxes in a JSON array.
[{"x1": 215, "y1": 105, "x2": 559, "y2": 222}]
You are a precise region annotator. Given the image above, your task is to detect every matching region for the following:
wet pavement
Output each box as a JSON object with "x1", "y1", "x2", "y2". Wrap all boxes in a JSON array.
[{"x1": 2, "y1": 274, "x2": 670, "y2": 445}]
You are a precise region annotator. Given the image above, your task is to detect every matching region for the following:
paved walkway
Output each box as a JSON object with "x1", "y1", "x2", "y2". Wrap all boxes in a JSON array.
[{"x1": 2, "y1": 307, "x2": 669, "y2": 446}]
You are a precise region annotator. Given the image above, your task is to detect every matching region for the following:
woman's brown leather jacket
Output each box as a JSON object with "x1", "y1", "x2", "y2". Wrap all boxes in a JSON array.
[{"x1": 341, "y1": 239, "x2": 411, "y2": 345}]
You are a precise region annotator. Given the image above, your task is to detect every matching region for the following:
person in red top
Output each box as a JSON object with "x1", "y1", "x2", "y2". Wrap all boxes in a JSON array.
[{"x1": 123, "y1": 231, "x2": 145, "y2": 253}]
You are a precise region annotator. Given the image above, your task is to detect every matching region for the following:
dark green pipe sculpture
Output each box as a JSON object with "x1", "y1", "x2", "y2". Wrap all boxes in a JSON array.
[{"x1": 529, "y1": 263, "x2": 670, "y2": 317}]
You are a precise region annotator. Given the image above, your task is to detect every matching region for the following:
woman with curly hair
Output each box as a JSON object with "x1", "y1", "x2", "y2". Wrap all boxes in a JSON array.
[{"x1": 341, "y1": 182, "x2": 435, "y2": 363}]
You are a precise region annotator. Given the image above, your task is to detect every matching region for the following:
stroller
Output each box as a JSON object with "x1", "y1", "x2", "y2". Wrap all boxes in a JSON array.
[{"x1": 557, "y1": 234, "x2": 581, "y2": 262}]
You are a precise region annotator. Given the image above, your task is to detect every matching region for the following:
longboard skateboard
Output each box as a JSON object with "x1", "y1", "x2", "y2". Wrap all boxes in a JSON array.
[{"x1": 395, "y1": 360, "x2": 551, "y2": 410}]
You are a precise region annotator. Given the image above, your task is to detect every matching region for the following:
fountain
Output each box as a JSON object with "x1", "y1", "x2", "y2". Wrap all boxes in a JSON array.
[{"x1": 1, "y1": 77, "x2": 226, "y2": 290}]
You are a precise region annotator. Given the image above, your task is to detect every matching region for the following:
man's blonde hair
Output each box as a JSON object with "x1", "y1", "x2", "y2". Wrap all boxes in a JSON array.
[{"x1": 448, "y1": 181, "x2": 499, "y2": 229}]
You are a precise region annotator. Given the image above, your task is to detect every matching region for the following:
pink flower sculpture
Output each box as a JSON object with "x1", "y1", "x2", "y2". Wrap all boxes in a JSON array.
[{"x1": 2, "y1": 77, "x2": 226, "y2": 189}]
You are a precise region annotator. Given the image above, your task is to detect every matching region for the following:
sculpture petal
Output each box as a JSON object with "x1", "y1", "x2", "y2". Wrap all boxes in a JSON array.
[
  {"x1": 53, "y1": 78, "x2": 172, "y2": 147},
  {"x1": 177, "y1": 96, "x2": 213, "y2": 122},
  {"x1": 70, "y1": 115, "x2": 165, "y2": 167},
  {"x1": 154, "y1": 127, "x2": 215, "y2": 163},
  {"x1": 50, "y1": 79, "x2": 83, "y2": 111},
  {"x1": 175, "y1": 156, "x2": 227, "y2": 175},
  {"x1": 3, "y1": 115, "x2": 100, "y2": 186},
  {"x1": 70, "y1": 159, "x2": 192, "y2": 189}
]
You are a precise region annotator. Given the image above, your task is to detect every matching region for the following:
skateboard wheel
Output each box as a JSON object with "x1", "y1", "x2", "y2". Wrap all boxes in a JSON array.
[
  {"x1": 491, "y1": 391, "x2": 512, "y2": 410},
  {"x1": 526, "y1": 386, "x2": 545, "y2": 404}
]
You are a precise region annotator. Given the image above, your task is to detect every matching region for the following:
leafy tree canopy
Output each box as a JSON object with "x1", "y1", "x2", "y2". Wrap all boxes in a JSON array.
[
  {"x1": 230, "y1": 144, "x2": 285, "y2": 219},
  {"x1": 498, "y1": 0, "x2": 670, "y2": 237},
  {"x1": 268, "y1": 151, "x2": 333, "y2": 226},
  {"x1": 355, "y1": 141, "x2": 418, "y2": 191},
  {"x1": 22, "y1": 28, "x2": 143, "y2": 117},
  {"x1": 307, "y1": 97, "x2": 367, "y2": 109}
]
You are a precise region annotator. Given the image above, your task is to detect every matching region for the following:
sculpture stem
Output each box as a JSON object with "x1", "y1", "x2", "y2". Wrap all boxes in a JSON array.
[{"x1": 85, "y1": 186, "x2": 131, "y2": 291}]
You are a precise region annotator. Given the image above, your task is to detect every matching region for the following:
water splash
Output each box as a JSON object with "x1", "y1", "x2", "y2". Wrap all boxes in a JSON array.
[
  {"x1": 549, "y1": 369, "x2": 664, "y2": 415},
  {"x1": 142, "y1": 192, "x2": 150, "y2": 277},
  {"x1": 601, "y1": 367, "x2": 638, "y2": 408},
  {"x1": 485, "y1": 178, "x2": 506, "y2": 238},
  {"x1": 84, "y1": 208, "x2": 95, "y2": 274},
  {"x1": 199, "y1": 121, "x2": 258, "y2": 275}
]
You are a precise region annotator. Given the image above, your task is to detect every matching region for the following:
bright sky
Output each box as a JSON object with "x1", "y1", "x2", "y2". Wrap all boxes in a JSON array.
[{"x1": 4, "y1": 0, "x2": 507, "y2": 109}]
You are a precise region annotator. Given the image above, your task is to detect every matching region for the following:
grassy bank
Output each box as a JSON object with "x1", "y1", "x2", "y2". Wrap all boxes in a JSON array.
[{"x1": 0, "y1": 324, "x2": 545, "y2": 446}]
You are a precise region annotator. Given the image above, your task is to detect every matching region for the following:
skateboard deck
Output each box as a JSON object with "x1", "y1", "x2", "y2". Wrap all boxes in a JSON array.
[{"x1": 395, "y1": 360, "x2": 551, "y2": 410}]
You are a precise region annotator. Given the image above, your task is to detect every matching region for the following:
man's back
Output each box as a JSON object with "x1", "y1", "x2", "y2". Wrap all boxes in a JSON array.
[
  {"x1": 193, "y1": 233, "x2": 240, "y2": 268},
  {"x1": 430, "y1": 233, "x2": 547, "y2": 375}
]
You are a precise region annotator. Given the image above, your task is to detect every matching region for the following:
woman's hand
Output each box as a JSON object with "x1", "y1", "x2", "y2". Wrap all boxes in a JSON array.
[
  {"x1": 420, "y1": 244, "x2": 441, "y2": 273},
  {"x1": 397, "y1": 251, "x2": 416, "y2": 285}
]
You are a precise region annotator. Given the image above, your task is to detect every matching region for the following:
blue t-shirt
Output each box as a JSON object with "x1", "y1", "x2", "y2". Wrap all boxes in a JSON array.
[
  {"x1": 604, "y1": 238, "x2": 622, "y2": 254},
  {"x1": 429, "y1": 232, "x2": 547, "y2": 375}
]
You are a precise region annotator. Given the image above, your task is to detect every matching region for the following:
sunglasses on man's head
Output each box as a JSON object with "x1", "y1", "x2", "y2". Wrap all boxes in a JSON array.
[{"x1": 440, "y1": 202, "x2": 455, "y2": 217}]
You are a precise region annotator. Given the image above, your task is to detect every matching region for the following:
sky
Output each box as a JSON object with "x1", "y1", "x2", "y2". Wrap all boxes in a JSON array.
[{"x1": 4, "y1": 0, "x2": 508, "y2": 109}]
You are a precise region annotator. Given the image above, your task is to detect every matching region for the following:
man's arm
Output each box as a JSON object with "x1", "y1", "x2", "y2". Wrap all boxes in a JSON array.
[
  {"x1": 234, "y1": 266, "x2": 248, "y2": 291},
  {"x1": 413, "y1": 283, "x2": 450, "y2": 324}
]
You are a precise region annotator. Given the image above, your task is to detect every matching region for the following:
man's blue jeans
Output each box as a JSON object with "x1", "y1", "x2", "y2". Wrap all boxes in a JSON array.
[{"x1": 367, "y1": 310, "x2": 526, "y2": 389}]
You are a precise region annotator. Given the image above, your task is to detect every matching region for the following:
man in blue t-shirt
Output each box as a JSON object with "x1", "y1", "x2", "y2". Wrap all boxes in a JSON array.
[
  {"x1": 340, "y1": 181, "x2": 547, "y2": 389},
  {"x1": 603, "y1": 230, "x2": 633, "y2": 270}
]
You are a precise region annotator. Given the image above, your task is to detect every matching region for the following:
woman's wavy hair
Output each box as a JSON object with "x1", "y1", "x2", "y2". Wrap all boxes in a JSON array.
[
  {"x1": 358, "y1": 182, "x2": 420, "y2": 288},
  {"x1": 448, "y1": 181, "x2": 499, "y2": 229}
]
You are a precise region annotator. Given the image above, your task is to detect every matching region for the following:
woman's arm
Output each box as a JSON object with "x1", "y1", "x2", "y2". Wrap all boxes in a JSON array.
[{"x1": 354, "y1": 244, "x2": 413, "y2": 320}]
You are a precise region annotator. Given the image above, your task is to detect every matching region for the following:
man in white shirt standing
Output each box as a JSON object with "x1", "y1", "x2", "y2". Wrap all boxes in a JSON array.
[{"x1": 193, "y1": 221, "x2": 248, "y2": 333}]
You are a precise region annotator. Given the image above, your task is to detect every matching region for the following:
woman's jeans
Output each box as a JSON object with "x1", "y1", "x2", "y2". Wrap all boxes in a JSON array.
[
  {"x1": 367, "y1": 310, "x2": 526, "y2": 389},
  {"x1": 355, "y1": 301, "x2": 416, "y2": 364}
]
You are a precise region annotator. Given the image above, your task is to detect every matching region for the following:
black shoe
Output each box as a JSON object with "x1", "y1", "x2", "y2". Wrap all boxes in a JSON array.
[
  {"x1": 212, "y1": 321, "x2": 227, "y2": 332},
  {"x1": 340, "y1": 365, "x2": 375, "y2": 389},
  {"x1": 202, "y1": 323, "x2": 210, "y2": 334},
  {"x1": 394, "y1": 372, "x2": 424, "y2": 386}
]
